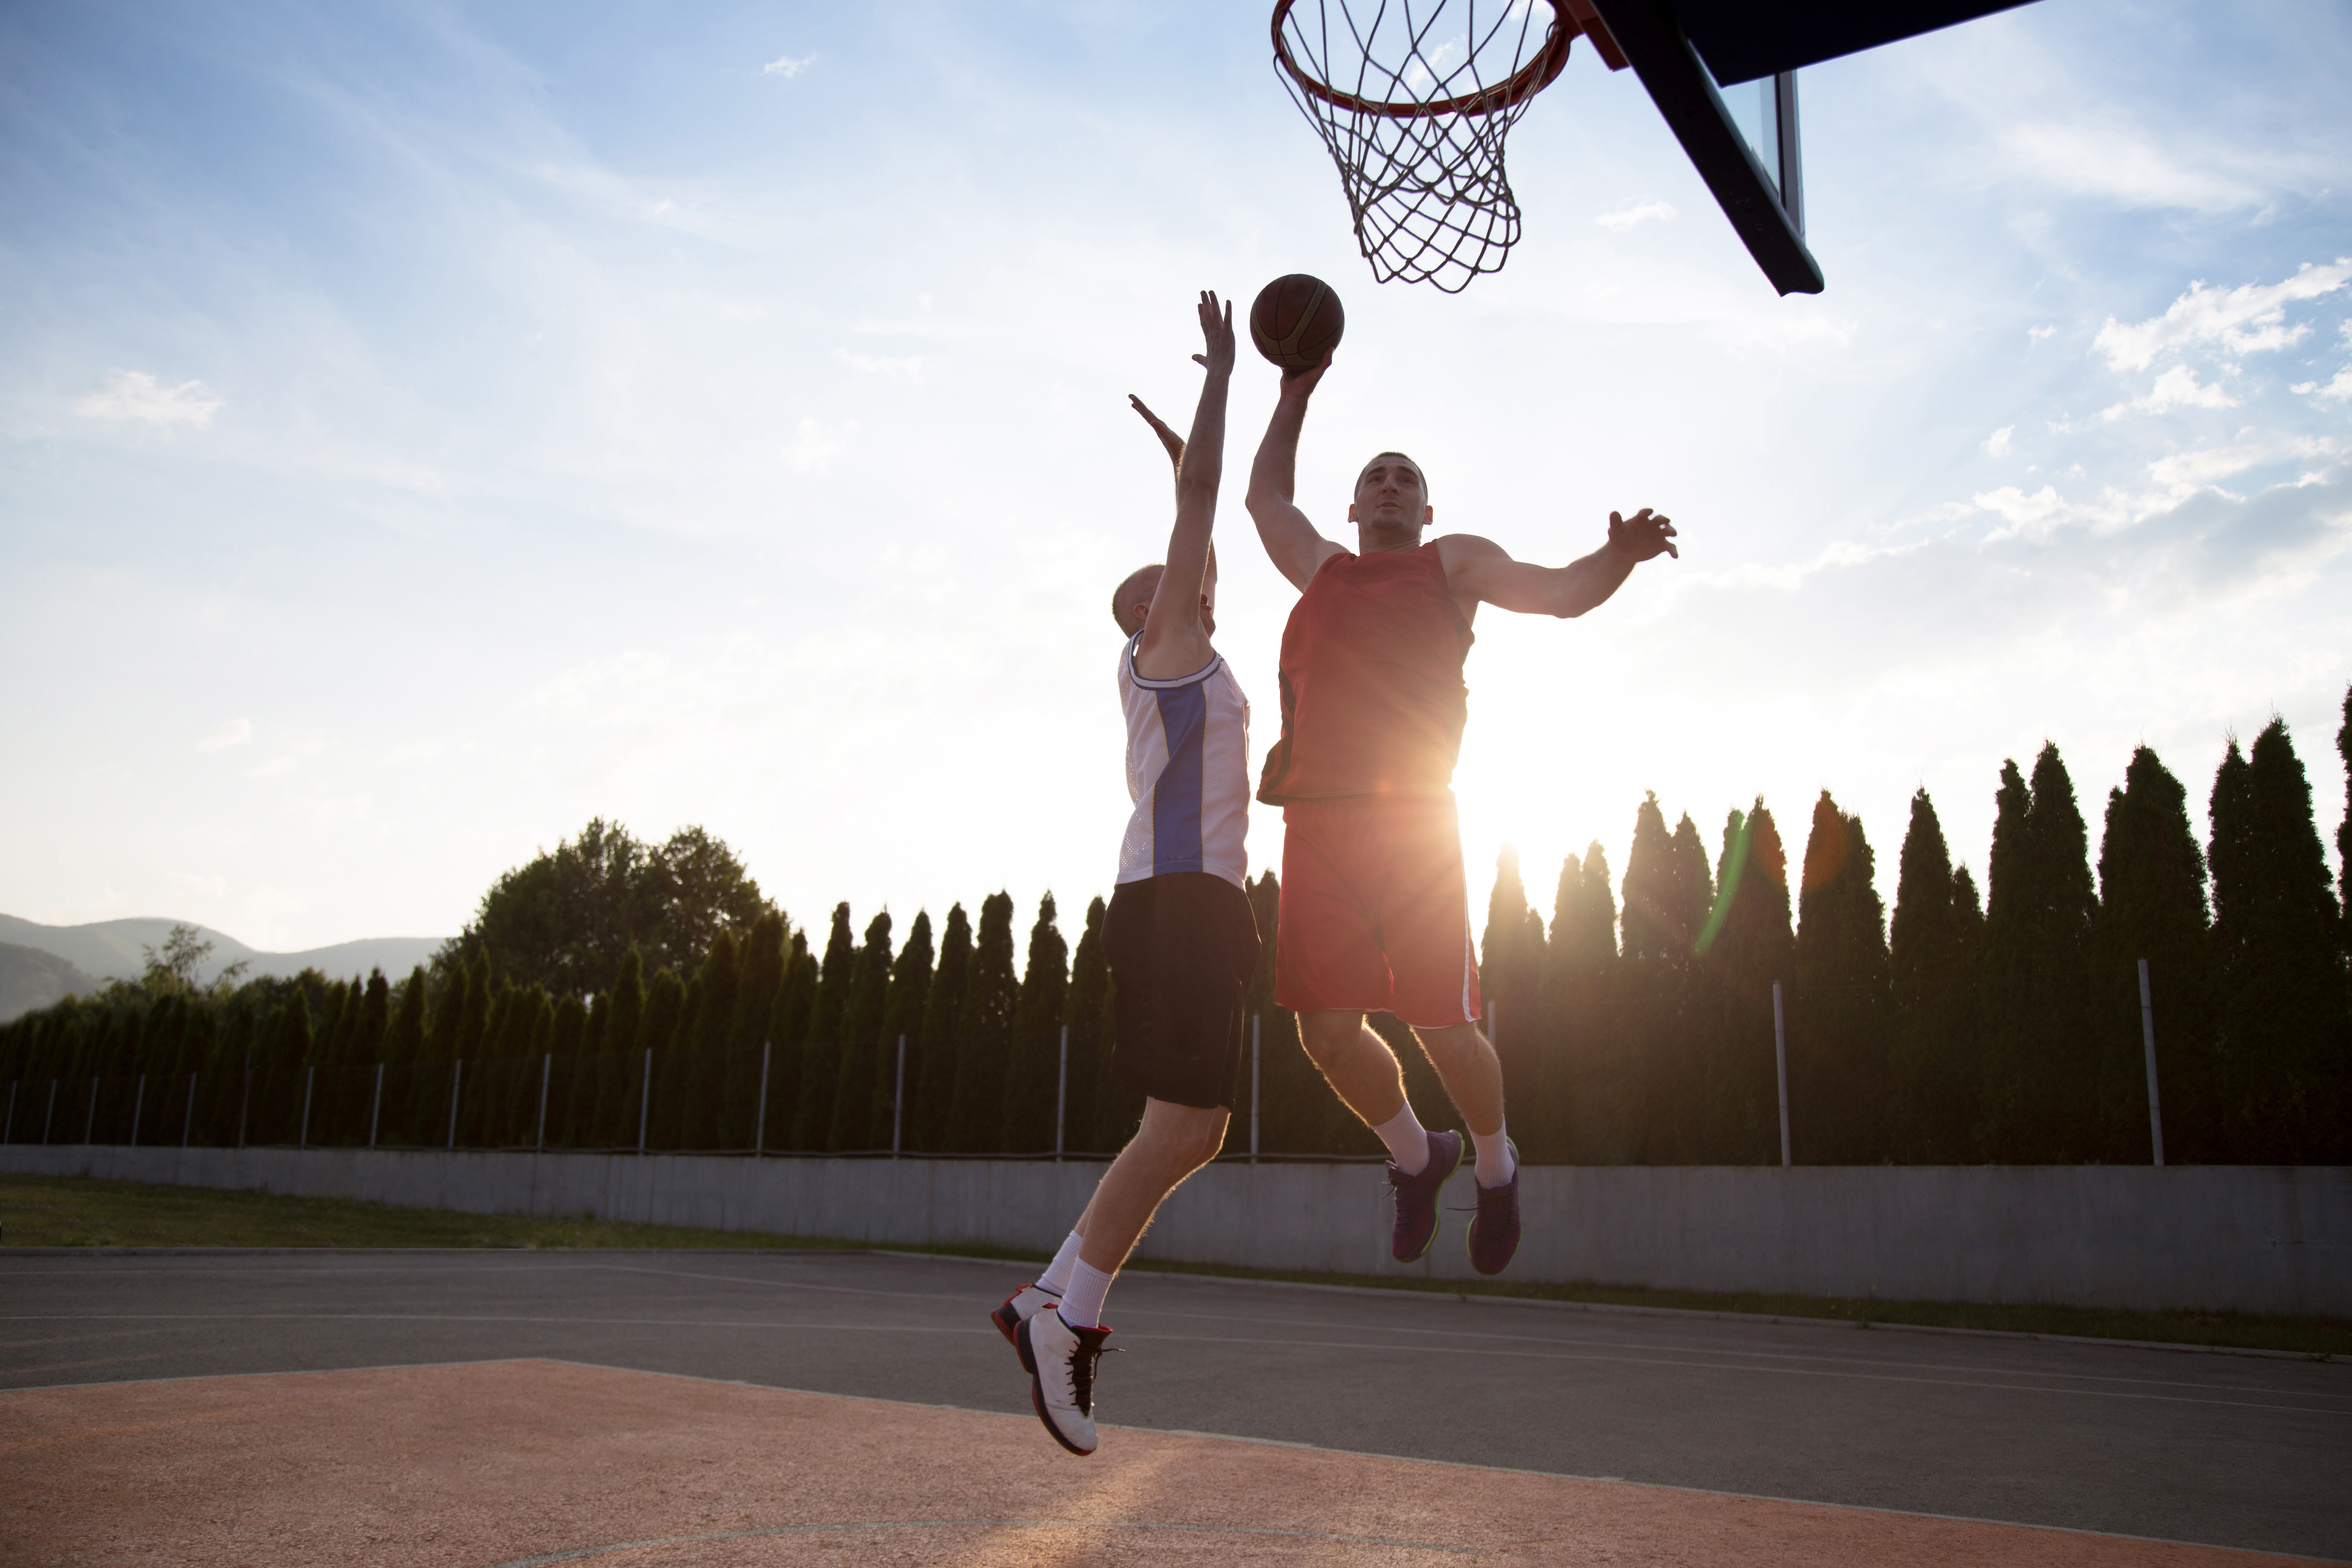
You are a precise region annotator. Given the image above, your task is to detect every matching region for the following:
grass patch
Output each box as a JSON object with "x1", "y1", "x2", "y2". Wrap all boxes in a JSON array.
[
  {"x1": 5, "y1": 1173, "x2": 2343, "y2": 1358},
  {"x1": 0, "y1": 1173, "x2": 850, "y2": 1253}
]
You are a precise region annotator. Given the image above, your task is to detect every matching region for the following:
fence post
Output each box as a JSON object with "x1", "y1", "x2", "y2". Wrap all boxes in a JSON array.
[
  {"x1": 237, "y1": 1053, "x2": 251, "y2": 1149},
  {"x1": 754, "y1": 1041, "x2": 772, "y2": 1155},
  {"x1": 84, "y1": 1077, "x2": 99, "y2": 1144},
  {"x1": 2138, "y1": 958, "x2": 2165, "y2": 1167},
  {"x1": 299, "y1": 1066, "x2": 315, "y2": 1148},
  {"x1": 369, "y1": 1063, "x2": 384, "y2": 1149},
  {"x1": 637, "y1": 1050, "x2": 652, "y2": 1155},
  {"x1": 44, "y1": 1078, "x2": 58, "y2": 1145},
  {"x1": 446, "y1": 1060, "x2": 462, "y2": 1150},
  {"x1": 182, "y1": 1074, "x2": 196, "y2": 1148},
  {"x1": 536, "y1": 1052, "x2": 551, "y2": 1152},
  {"x1": 1250, "y1": 1014, "x2": 1261, "y2": 1163},
  {"x1": 1773, "y1": 982, "x2": 1792, "y2": 1168},
  {"x1": 892, "y1": 1035, "x2": 906, "y2": 1156},
  {"x1": 1054, "y1": 1025, "x2": 1069, "y2": 1160},
  {"x1": 131, "y1": 1075, "x2": 147, "y2": 1148}
]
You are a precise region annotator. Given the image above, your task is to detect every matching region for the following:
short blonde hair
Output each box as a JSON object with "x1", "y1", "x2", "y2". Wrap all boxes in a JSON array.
[{"x1": 1112, "y1": 564, "x2": 1163, "y2": 636}]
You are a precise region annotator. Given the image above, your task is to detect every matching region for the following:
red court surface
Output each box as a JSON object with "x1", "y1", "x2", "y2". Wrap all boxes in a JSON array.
[{"x1": 0, "y1": 1359, "x2": 2321, "y2": 1566}]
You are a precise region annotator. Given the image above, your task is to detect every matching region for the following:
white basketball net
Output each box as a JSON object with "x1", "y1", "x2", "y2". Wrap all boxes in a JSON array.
[{"x1": 1274, "y1": 0, "x2": 1573, "y2": 293}]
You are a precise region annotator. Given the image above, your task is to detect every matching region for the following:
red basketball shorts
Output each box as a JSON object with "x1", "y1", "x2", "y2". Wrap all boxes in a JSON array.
[{"x1": 1275, "y1": 794, "x2": 1482, "y2": 1029}]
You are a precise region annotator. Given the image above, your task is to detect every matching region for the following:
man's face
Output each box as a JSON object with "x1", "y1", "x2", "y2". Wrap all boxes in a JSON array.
[{"x1": 1348, "y1": 458, "x2": 1431, "y2": 542}]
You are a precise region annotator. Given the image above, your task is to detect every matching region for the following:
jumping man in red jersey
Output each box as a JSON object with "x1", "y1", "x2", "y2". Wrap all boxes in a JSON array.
[{"x1": 1244, "y1": 353, "x2": 1677, "y2": 1276}]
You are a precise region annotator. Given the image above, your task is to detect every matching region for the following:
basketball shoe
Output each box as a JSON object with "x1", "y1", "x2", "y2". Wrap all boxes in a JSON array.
[
  {"x1": 1467, "y1": 1138, "x2": 1522, "y2": 1276},
  {"x1": 1017, "y1": 1310, "x2": 1113, "y2": 1457},
  {"x1": 1387, "y1": 1128, "x2": 1463, "y2": 1262},
  {"x1": 991, "y1": 1284, "x2": 1059, "y2": 1372}
]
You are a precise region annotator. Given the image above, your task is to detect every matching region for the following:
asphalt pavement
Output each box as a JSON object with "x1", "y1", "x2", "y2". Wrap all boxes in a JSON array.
[{"x1": 2, "y1": 1248, "x2": 2345, "y2": 1561}]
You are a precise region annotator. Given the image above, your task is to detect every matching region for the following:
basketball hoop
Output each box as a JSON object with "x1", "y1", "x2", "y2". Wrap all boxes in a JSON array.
[{"x1": 1272, "y1": 0, "x2": 1576, "y2": 292}]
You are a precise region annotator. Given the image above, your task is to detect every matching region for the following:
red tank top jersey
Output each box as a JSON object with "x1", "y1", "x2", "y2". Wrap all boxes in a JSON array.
[{"x1": 1257, "y1": 542, "x2": 1473, "y2": 804}]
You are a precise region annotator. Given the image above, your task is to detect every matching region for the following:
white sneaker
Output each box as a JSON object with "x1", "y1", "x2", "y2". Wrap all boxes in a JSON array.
[
  {"x1": 1017, "y1": 1309, "x2": 1112, "y2": 1457},
  {"x1": 990, "y1": 1284, "x2": 1060, "y2": 1371}
]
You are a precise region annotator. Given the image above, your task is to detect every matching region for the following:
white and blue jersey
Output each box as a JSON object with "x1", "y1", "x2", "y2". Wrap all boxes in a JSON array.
[{"x1": 1117, "y1": 633, "x2": 1251, "y2": 890}]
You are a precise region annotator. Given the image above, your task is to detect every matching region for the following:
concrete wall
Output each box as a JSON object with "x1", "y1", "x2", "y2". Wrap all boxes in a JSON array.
[{"x1": 7, "y1": 1142, "x2": 2347, "y2": 1319}]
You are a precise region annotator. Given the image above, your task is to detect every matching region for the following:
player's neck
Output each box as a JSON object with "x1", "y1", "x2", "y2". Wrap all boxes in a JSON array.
[{"x1": 1354, "y1": 525, "x2": 1425, "y2": 555}]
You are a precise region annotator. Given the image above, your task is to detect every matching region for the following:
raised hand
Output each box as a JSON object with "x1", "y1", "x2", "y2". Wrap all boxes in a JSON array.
[
  {"x1": 1193, "y1": 289, "x2": 1235, "y2": 375},
  {"x1": 1129, "y1": 394, "x2": 1185, "y2": 473},
  {"x1": 1608, "y1": 507, "x2": 1678, "y2": 562}
]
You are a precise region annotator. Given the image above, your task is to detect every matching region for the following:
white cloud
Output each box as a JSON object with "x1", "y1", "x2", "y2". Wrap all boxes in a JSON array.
[
  {"x1": 2290, "y1": 369, "x2": 2352, "y2": 401},
  {"x1": 763, "y1": 53, "x2": 813, "y2": 78},
  {"x1": 1996, "y1": 120, "x2": 2265, "y2": 213},
  {"x1": 2101, "y1": 364, "x2": 2236, "y2": 421},
  {"x1": 197, "y1": 718, "x2": 254, "y2": 752},
  {"x1": 247, "y1": 756, "x2": 296, "y2": 778},
  {"x1": 2028, "y1": 325, "x2": 2057, "y2": 343},
  {"x1": 2092, "y1": 260, "x2": 2350, "y2": 371},
  {"x1": 1983, "y1": 425, "x2": 2014, "y2": 457},
  {"x1": 1595, "y1": 199, "x2": 1677, "y2": 232},
  {"x1": 73, "y1": 370, "x2": 223, "y2": 428},
  {"x1": 782, "y1": 416, "x2": 853, "y2": 475},
  {"x1": 835, "y1": 347, "x2": 924, "y2": 383}
]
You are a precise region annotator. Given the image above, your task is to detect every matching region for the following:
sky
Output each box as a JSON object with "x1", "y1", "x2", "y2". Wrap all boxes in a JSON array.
[{"x1": 2, "y1": 0, "x2": 2347, "y2": 955}]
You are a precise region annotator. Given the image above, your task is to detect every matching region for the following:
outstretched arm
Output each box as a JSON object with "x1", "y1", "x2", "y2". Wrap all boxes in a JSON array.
[
  {"x1": 1439, "y1": 508, "x2": 1679, "y2": 619},
  {"x1": 1244, "y1": 357, "x2": 1346, "y2": 593},
  {"x1": 1128, "y1": 394, "x2": 1185, "y2": 499},
  {"x1": 1135, "y1": 291, "x2": 1234, "y2": 680}
]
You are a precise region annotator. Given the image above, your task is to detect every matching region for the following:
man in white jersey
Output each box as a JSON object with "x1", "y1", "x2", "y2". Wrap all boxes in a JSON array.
[{"x1": 989, "y1": 291, "x2": 1258, "y2": 1457}]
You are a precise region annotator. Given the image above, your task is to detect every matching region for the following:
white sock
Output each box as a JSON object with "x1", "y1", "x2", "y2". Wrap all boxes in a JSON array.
[
  {"x1": 1058, "y1": 1260, "x2": 1115, "y2": 1329},
  {"x1": 1473, "y1": 1122, "x2": 1516, "y2": 1188},
  {"x1": 1036, "y1": 1231, "x2": 1084, "y2": 1297},
  {"x1": 1373, "y1": 1102, "x2": 1431, "y2": 1174}
]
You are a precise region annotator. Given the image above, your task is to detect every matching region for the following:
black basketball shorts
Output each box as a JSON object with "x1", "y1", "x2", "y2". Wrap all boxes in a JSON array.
[{"x1": 1103, "y1": 872, "x2": 1264, "y2": 1112}]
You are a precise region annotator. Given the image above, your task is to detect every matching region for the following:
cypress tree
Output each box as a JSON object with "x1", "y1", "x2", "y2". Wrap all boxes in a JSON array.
[
  {"x1": 636, "y1": 967, "x2": 687, "y2": 1148},
  {"x1": 1001, "y1": 894, "x2": 1071, "y2": 1153},
  {"x1": 1544, "y1": 842, "x2": 1620, "y2": 1162},
  {"x1": 2209, "y1": 720, "x2": 2350, "y2": 1161},
  {"x1": 1479, "y1": 848, "x2": 1547, "y2": 1145},
  {"x1": 547, "y1": 992, "x2": 588, "y2": 1145},
  {"x1": 831, "y1": 911, "x2": 897, "y2": 1150},
  {"x1": 651, "y1": 974, "x2": 703, "y2": 1149},
  {"x1": 455, "y1": 952, "x2": 494, "y2": 1064},
  {"x1": 1791, "y1": 791, "x2": 1891, "y2": 1163},
  {"x1": 1889, "y1": 790, "x2": 1981, "y2": 1162},
  {"x1": 599, "y1": 948, "x2": 648, "y2": 1150},
  {"x1": 946, "y1": 892, "x2": 1019, "y2": 1152},
  {"x1": 1060, "y1": 900, "x2": 1110, "y2": 1155},
  {"x1": 793, "y1": 905, "x2": 858, "y2": 1150},
  {"x1": 913, "y1": 904, "x2": 973, "y2": 1152},
  {"x1": 1241, "y1": 871, "x2": 1327, "y2": 1156},
  {"x1": 2340, "y1": 685, "x2": 2352, "y2": 956},
  {"x1": 268, "y1": 992, "x2": 313, "y2": 1145},
  {"x1": 725, "y1": 911, "x2": 788, "y2": 1150},
  {"x1": 678, "y1": 931, "x2": 740, "y2": 1150},
  {"x1": 760, "y1": 928, "x2": 816, "y2": 1149},
  {"x1": 873, "y1": 910, "x2": 935, "y2": 1152},
  {"x1": 1650, "y1": 813, "x2": 1718, "y2": 1162},
  {"x1": 358, "y1": 971, "x2": 391, "y2": 1063},
  {"x1": 1616, "y1": 797, "x2": 1691, "y2": 1161},
  {"x1": 1979, "y1": 745, "x2": 2100, "y2": 1161},
  {"x1": 2092, "y1": 747, "x2": 2213, "y2": 1161},
  {"x1": 1694, "y1": 802, "x2": 1792, "y2": 1164}
]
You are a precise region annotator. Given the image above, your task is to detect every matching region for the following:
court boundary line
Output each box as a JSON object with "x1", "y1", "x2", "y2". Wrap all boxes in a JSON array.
[{"x1": 4, "y1": 1356, "x2": 2337, "y2": 1563}]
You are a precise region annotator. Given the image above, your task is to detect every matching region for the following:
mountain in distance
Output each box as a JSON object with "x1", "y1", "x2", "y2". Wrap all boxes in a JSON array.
[
  {"x1": 0, "y1": 913, "x2": 447, "y2": 1005},
  {"x1": 0, "y1": 942, "x2": 104, "y2": 1024}
]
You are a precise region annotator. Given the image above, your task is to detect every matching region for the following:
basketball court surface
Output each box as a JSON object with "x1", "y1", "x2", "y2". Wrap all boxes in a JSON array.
[{"x1": 4, "y1": 1250, "x2": 2345, "y2": 1565}]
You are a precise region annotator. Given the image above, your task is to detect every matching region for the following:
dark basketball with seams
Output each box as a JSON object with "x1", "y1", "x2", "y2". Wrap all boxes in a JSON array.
[{"x1": 1249, "y1": 273, "x2": 1345, "y2": 371}]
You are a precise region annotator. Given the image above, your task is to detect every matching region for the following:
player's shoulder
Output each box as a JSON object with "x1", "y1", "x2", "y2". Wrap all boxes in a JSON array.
[{"x1": 1433, "y1": 532, "x2": 1510, "y2": 569}]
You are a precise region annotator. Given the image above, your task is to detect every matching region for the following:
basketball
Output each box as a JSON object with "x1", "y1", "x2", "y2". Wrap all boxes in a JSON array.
[{"x1": 1249, "y1": 273, "x2": 1344, "y2": 371}]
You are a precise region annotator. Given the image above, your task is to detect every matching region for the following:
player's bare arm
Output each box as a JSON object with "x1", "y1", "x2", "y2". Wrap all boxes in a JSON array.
[
  {"x1": 1245, "y1": 354, "x2": 1347, "y2": 593},
  {"x1": 1134, "y1": 290, "x2": 1234, "y2": 681},
  {"x1": 1128, "y1": 394, "x2": 1185, "y2": 493},
  {"x1": 1436, "y1": 508, "x2": 1678, "y2": 622}
]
